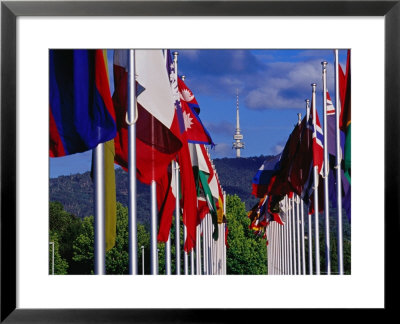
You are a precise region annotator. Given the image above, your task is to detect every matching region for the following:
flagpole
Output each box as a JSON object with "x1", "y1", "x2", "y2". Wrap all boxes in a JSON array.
[
  {"x1": 174, "y1": 162, "x2": 181, "y2": 275},
  {"x1": 203, "y1": 217, "x2": 208, "y2": 275},
  {"x1": 287, "y1": 196, "x2": 293, "y2": 275},
  {"x1": 191, "y1": 248, "x2": 195, "y2": 275},
  {"x1": 280, "y1": 223, "x2": 284, "y2": 274},
  {"x1": 292, "y1": 197, "x2": 297, "y2": 275},
  {"x1": 141, "y1": 245, "x2": 145, "y2": 275},
  {"x1": 311, "y1": 83, "x2": 321, "y2": 275},
  {"x1": 300, "y1": 199, "x2": 306, "y2": 275},
  {"x1": 172, "y1": 51, "x2": 181, "y2": 276},
  {"x1": 334, "y1": 49, "x2": 344, "y2": 275},
  {"x1": 127, "y1": 49, "x2": 138, "y2": 275},
  {"x1": 294, "y1": 195, "x2": 301, "y2": 275},
  {"x1": 196, "y1": 225, "x2": 202, "y2": 275},
  {"x1": 305, "y1": 98, "x2": 313, "y2": 275},
  {"x1": 208, "y1": 213, "x2": 213, "y2": 274},
  {"x1": 284, "y1": 196, "x2": 288, "y2": 275},
  {"x1": 165, "y1": 234, "x2": 172, "y2": 275},
  {"x1": 150, "y1": 181, "x2": 158, "y2": 275},
  {"x1": 163, "y1": 49, "x2": 172, "y2": 277},
  {"x1": 173, "y1": 51, "x2": 188, "y2": 276},
  {"x1": 94, "y1": 143, "x2": 106, "y2": 275},
  {"x1": 321, "y1": 61, "x2": 331, "y2": 275}
]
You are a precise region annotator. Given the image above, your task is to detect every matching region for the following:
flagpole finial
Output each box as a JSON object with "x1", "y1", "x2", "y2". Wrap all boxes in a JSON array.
[
  {"x1": 173, "y1": 51, "x2": 179, "y2": 56},
  {"x1": 321, "y1": 61, "x2": 328, "y2": 69},
  {"x1": 311, "y1": 83, "x2": 317, "y2": 92},
  {"x1": 182, "y1": 75, "x2": 186, "y2": 81},
  {"x1": 305, "y1": 99, "x2": 310, "y2": 105}
]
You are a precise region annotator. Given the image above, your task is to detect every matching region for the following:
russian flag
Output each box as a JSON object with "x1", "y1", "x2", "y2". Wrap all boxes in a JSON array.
[
  {"x1": 49, "y1": 50, "x2": 116, "y2": 157},
  {"x1": 251, "y1": 154, "x2": 281, "y2": 198}
]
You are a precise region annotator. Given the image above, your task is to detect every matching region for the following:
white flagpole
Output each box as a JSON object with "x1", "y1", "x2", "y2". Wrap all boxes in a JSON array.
[
  {"x1": 296, "y1": 195, "x2": 301, "y2": 274},
  {"x1": 94, "y1": 143, "x2": 106, "y2": 275},
  {"x1": 321, "y1": 61, "x2": 331, "y2": 275},
  {"x1": 284, "y1": 196, "x2": 289, "y2": 275},
  {"x1": 287, "y1": 196, "x2": 293, "y2": 275},
  {"x1": 278, "y1": 224, "x2": 285, "y2": 275},
  {"x1": 202, "y1": 217, "x2": 208, "y2": 275},
  {"x1": 267, "y1": 225, "x2": 270, "y2": 275},
  {"x1": 150, "y1": 181, "x2": 158, "y2": 275},
  {"x1": 291, "y1": 197, "x2": 297, "y2": 275},
  {"x1": 301, "y1": 199, "x2": 306, "y2": 275},
  {"x1": 208, "y1": 213, "x2": 213, "y2": 275},
  {"x1": 271, "y1": 223, "x2": 275, "y2": 275},
  {"x1": 141, "y1": 246, "x2": 145, "y2": 275},
  {"x1": 305, "y1": 98, "x2": 313, "y2": 275},
  {"x1": 272, "y1": 222, "x2": 276, "y2": 275},
  {"x1": 174, "y1": 162, "x2": 181, "y2": 275},
  {"x1": 184, "y1": 225, "x2": 189, "y2": 275},
  {"x1": 127, "y1": 49, "x2": 138, "y2": 275},
  {"x1": 295, "y1": 114, "x2": 301, "y2": 274},
  {"x1": 191, "y1": 249, "x2": 195, "y2": 275},
  {"x1": 172, "y1": 51, "x2": 182, "y2": 276},
  {"x1": 196, "y1": 225, "x2": 202, "y2": 275},
  {"x1": 311, "y1": 83, "x2": 321, "y2": 275},
  {"x1": 334, "y1": 49, "x2": 344, "y2": 275},
  {"x1": 308, "y1": 208, "x2": 313, "y2": 275},
  {"x1": 165, "y1": 234, "x2": 171, "y2": 275}
]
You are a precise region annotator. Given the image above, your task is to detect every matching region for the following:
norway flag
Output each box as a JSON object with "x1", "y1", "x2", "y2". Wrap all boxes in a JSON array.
[
  {"x1": 49, "y1": 50, "x2": 116, "y2": 157},
  {"x1": 311, "y1": 100, "x2": 324, "y2": 175}
]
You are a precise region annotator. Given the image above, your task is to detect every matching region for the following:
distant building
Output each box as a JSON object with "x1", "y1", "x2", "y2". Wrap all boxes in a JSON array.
[{"x1": 232, "y1": 89, "x2": 244, "y2": 158}]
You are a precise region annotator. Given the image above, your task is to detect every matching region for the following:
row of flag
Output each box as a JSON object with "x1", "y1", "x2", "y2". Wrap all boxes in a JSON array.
[
  {"x1": 49, "y1": 49, "x2": 227, "y2": 274},
  {"x1": 249, "y1": 50, "x2": 351, "y2": 274}
]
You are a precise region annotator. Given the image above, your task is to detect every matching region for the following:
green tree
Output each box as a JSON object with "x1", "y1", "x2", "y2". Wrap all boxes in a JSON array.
[
  {"x1": 49, "y1": 201, "x2": 83, "y2": 273},
  {"x1": 49, "y1": 231, "x2": 69, "y2": 275},
  {"x1": 72, "y1": 203, "x2": 150, "y2": 274},
  {"x1": 226, "y1": 194, "x2": 267, "y2": 274}
]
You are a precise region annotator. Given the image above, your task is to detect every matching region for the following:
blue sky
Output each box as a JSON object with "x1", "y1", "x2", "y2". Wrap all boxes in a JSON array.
[{"x1": 49, "y1": 49, "x2": 348, "y2": 178}]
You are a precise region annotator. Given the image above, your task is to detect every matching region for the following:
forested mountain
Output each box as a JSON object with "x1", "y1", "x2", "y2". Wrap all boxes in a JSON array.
[
  {"x1": 49, "y1": 155, "x2": 271, "y2": 222},
  {"x1": 49, "y1": 155, "x2": 350, "y2": 241}
]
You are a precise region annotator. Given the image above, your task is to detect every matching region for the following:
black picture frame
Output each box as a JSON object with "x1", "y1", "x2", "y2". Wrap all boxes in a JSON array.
[{"x1": 1, "y1": 0, "x2": 398, "y2": 322}]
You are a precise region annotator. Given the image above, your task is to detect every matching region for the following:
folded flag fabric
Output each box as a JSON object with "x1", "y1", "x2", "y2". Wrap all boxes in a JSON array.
[
  {"x1": 156, "y1": 164, "x2": 177, "y2": 242},
  {"x1": 112, "y1": 49, "x2": 182, "y2": 184},
  {"x1": 339, "y1": 50, "x2": 351, "y2": 183},
  {"x1": 50, "y1": 49, "x2": 116, "y2": 157},
  {"x1": 251, "y1": 154, "x2": 281, "y2": 198},
  {"x1": 178, "y1": 77, "x2": 214, "y2": 146}
]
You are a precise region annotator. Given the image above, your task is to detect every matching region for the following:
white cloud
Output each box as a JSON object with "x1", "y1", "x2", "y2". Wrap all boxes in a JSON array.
[{"x1": 211, "y1": 142, "x2": 234, "y2": 158}]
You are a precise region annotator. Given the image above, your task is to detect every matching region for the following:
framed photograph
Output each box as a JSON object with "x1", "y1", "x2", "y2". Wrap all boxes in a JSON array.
[{"x1": 1, "y1": 0, "x2": 398, "y2": 322}]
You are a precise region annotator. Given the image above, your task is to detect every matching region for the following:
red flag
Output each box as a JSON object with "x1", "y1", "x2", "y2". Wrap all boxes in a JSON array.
[
  {"x1": 112, "y1": 50, "x2": 182, "y2": 184},
  {"x1": 156, "y1": 165, "x2": 177, "y2": 242},
  {"x1": 269, "y1": 122, "x2": 303, "y2": 197},
  {"x1": 178, "y1": 77, "x2": 214, "y2": 145},
  {"x1": 288, "y1": 115, "x2": 313, "y2": 197},
  {"x1": 339, "y1": 50, "x2": 351, "y2": 132}
]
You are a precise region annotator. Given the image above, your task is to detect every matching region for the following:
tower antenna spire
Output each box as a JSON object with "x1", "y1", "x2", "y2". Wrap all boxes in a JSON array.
[{"x1": 232, "y1": 89, "x2": 244, "y2": 158}]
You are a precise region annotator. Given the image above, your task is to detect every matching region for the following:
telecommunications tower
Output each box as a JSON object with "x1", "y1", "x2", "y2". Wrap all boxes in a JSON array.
[{"x1": 232, "y1": 89, "x2": 244, "y2": 157}]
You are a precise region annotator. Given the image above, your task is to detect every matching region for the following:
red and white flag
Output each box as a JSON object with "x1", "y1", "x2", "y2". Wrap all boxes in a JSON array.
[{"x1": 112, "y1": 50, "x2": 182, "y2": 184}]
